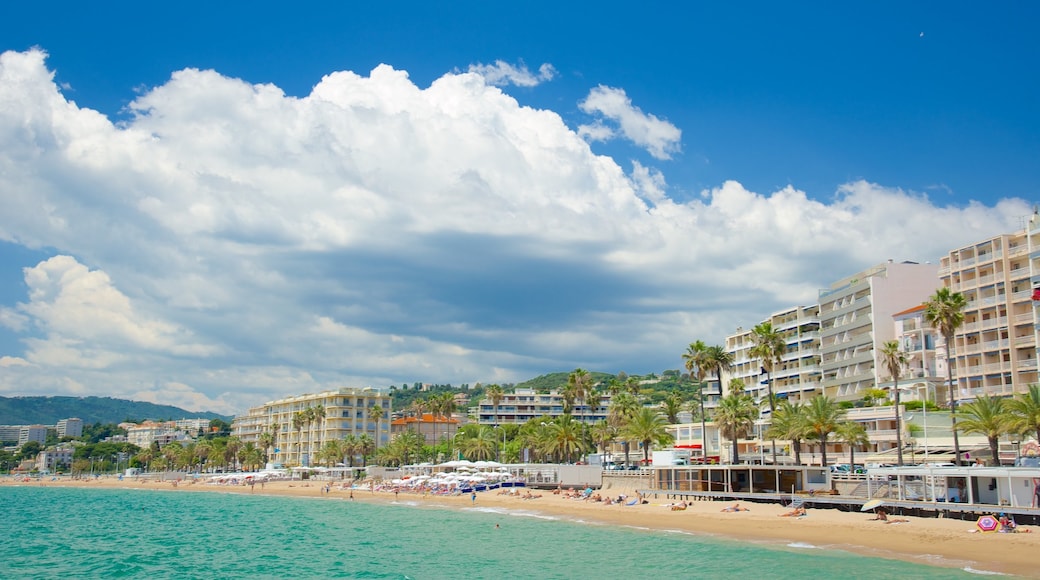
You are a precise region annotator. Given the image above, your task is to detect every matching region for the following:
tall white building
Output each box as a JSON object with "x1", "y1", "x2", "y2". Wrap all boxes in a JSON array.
[
  {"x1": 476, "y1": 388, "x2": 613, "y2": 425},
  {"x1": 18, "y1": 425, "x2": 48, "y2": 446},
  {"x1": 819, "y1": 261, "x2": 939, "y2": 402},
  {"x1": 232, "y1": 388, "x2": 392, "y2": 467},
  {"x1": 940, "y1": 225, "x2": 1040, "y2": 400},
  {"x1": 726, "y1": 305, "x2": 822, "y2": 406},
  {"x1": 56, "y1": 418, "x2": 83, "y2": 438}
]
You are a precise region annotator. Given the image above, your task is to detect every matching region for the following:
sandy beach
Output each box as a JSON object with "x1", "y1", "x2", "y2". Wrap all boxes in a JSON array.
[{"x1": 15, "y1": 476, "x2": 1040, "y2": 577}]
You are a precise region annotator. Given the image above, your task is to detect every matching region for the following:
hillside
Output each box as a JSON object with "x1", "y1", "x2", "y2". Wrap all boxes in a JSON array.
[
  {"x1": 514, "y1": 371, "x2": 617, "y2": 392},
  {"x1": 0, "y1": 396, "x2": 232, "y2": 425}
]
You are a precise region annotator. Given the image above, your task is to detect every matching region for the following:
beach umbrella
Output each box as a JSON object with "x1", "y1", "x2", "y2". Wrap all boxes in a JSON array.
[
  {"x1": 861, "y1": 499, "x2": 885, "y2": 512},
  {"x1": 976, "y1": 515, "x2": 1000, "y2": 533}
]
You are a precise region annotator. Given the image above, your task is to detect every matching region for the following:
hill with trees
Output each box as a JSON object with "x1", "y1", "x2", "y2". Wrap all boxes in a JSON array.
[{"x1": 0, "y1": 396, "x2": 232, "y2": 425}]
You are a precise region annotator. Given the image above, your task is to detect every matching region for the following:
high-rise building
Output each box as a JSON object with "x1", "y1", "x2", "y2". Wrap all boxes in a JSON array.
[
  {"x1": 819, "y1": 261, "x2": 939, "y2": 402},
  {"x1": 939, "y1": 224, "x2": 1040, "y2": 400},
  {"x1": 476, "y1": 388, "x2": 613, "y2": 425},
  {"x1": 232, "y1": 388, "x2": 392, "y2": 467},
  {"x1": 56, "y1": 418, "x2": 83, "y2": 438},
  {"x1": 18, "y1": 425, "x2": 48, "y2": 446},
  {"x1": 726, "y1": 305, "x2": 822, "y2": 406}
]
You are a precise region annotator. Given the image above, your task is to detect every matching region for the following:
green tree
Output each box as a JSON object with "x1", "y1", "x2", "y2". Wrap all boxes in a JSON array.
[
  {"x1": 804, "y1": 395, "x2": 845, "y2": 466},
  {"x1": 834, "y1": 421, "x2": 869, "y2": 468},
  {"x1": 545, "y1": 415, "x2": 587, "y2": 463},
  {"x1": 485, "y1": 384, "x2": 505, "y2": 426},
  {"x1": 765, "y1": 400, "x2": 809, "y2": 465},
  {"x1": 590, "y1": 420, "x2": 618, "y2": 462},
  {"x1": 713, "y1": 390, "x2": 757, "y2": 464},
  {"x1": 568, "y1": 368, "x2": 594, "y2": 423},
  {"x1": 1008, "y1": 384, "x2": 1040, "y2": 444},
  {"x1": 622, "y1": 407, "x2": 673, "y2": 463},
  {"x1": 608, "y1": 392, "x2": 640, "y2": 467},
  {"x1": 879, "y1": 340, "x2": 908, "y2": 466},
  {"x1": 750, "y1": 322, "x2": 785, "y2": 464},
  {"x1": 661, "y1": 393, "x2": 684, "y2": 424},
  {"x1": 924, "y1": 287, "x2": 967, "y2": 464},
  {"x1": 956, "y1": 396, "x2": 1010, "y2": 465}
]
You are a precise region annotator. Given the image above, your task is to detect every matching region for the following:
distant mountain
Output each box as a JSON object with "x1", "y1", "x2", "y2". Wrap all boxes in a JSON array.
[
  {"x1": 514, "y1": 371, "x2": 617, "y2": 392},
  {"x1": 0, "y1": 396, "x2": 232, "y2": 426}
]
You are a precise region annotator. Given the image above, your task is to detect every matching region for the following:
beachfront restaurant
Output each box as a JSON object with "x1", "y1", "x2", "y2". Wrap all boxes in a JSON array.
[
  {"x1": 866, "y1": 465, "x2": 1040, "y2": 508},
  {"x1": 653, "y1": 464, "x2": 831, "y2": 495}
]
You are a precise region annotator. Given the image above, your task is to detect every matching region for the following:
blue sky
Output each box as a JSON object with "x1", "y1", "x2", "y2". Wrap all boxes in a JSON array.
[{"x1": 0, "y1": 2, "x2": 1037, "y2": 413}]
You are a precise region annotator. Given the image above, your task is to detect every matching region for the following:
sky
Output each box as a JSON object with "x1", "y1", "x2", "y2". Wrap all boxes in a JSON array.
[{"x1": 0, "y1": 2, "x2": 1038, "y2": 415}]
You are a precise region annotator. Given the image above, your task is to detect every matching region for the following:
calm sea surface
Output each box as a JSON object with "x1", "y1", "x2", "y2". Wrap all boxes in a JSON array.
[{"x1": 5, "y1": 485, "x2": 987, "y2": 579}]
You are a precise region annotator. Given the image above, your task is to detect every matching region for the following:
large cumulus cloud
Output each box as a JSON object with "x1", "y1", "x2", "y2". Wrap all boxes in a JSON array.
[{"x1": 0, "y1": 49, "x2": 1030, "y2": 413}]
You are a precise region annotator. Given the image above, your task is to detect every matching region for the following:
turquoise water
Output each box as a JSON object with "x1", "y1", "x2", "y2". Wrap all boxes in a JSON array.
[{"x1": 5, "y1": 485, "x2": 985, "y2": 579}]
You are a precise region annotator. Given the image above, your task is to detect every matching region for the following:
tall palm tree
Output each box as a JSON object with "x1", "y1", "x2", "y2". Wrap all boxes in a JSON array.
[
  {"x1": 312, "y1": 404, "x2": 326, "y2": 463},
  {"x1": 765, "y1": 400, "x2": 808, "y2": 465},
  {"x1": 341, "y1": 434, "x2": 360, "y2": 468},
  {"x1": 257, "y1": 430, "x2": 275, "y2": 466},
  {"x1": 568, "y1": 368, "x2": 594, "y2": 423},
  {"x1": 701, "y1": 344, "x2": 734, "y2": 461},
  {"x1": 684, "y1": 341, "x2": 711, "y2": 461},
  {"x1": 590, "y1": 420, "x2": 618, "y2": 463},
  {"x1": 485, "y1": 384, "x2": 504, "y2": 426},
  {"x1": 370, "y1": 405, "x2": 384, "y2": 449},
  {"x1": 608, "y1": 392, "x2": 640, "y2": 467},
  {"x1": 713, "y1": 390, "x2": 757, "y2": 464},
  {"x1": 957, "y1": 396, "x2": 1011, "y2": 465},
  {"x1": 834, "y1": 421, "x2": 869, "y2": 469},
  {"x1": 357, "y1": 434, "x2": 375, "y2": 467},
  {"x1": 545, "y1": 415, "x2": 586, "y2": 463},
  {"x1": 622, "y1": 407, "x2": 673, "y2": 463},
  {"x1": 661, "y1": 393, "x2": 684, "y2": 424},
  {"x1": 292, "y1": 411, "x2": 306, "y2": 466},
  {"x1": 804, "y1": 395, "x2": 845, "y2": 466},
  {"x1": 879, "y1": 340, "x2": 908, "y2": 466},
  {"x1": 750, "y1": 322, "x2": 786, "y2": 464},
  {"x1": 924, "y1": 287, "x2": 967, "y2": 464},
  {"x1": 1008, "y1": 384, "x2": 1040, "y2": 444}
]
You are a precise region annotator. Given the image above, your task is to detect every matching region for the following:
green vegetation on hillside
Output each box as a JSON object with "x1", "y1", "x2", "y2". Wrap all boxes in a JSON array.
[{"x1": 0, "y1": 396, "x2": 232, "y2": 425}]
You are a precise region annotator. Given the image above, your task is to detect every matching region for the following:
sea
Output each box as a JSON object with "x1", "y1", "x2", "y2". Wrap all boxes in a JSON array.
[{"x1": 5, "y1": 485, "x2": 995, "y2": 579}]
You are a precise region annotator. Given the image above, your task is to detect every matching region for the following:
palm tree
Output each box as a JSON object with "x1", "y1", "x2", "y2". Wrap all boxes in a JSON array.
[
  {"x1": 311, "y1": 404, "x2": 326, "y2": 462},
  {"x1": 957, "y1": 396, "x2": 1011, "y2": 465},
  {"x1": 661, "y1": 393, "x2": 684, "y2": 424},
  {"x1": 924, "y1": 287, "x2": 967, "y2": 464},
  {"x1": 879, "y1": 340, "x2": 908, "y2": 466},
  {"x1": 750, "y1": 322, "x2": 786, "y2": 464},
  {"x1": 713, "y1": 390, "x2": 757, "y2": 464},
  {"x1": 462, "y1": 426, "x2": 500, "y2": 461},
  {"x1": 544, "y1": 415, "x2": 587, "y2": 463},
  {"x1": 765, "y1": 400, "x2": 808, "y2": 465},
  {"x1": 608, "y1": 392, "x2": 640, "y2": 467},
  {"x1": 590, "y1": 420, "x2": 618, "y2": 463},
  {"x1": 370, "y1": 405, "x2": 384, "y2": 448},
  {"x1": 292, "y1": 410, "x2": 306, "y2": 466},
  {"x1": 1008, "y1": 384, "x2": 1040, "y2": 444},
  {"x1": 485, "y1": 384, "x2": 505, "y2": 426},
  {"x1": 568, "y1": 369, "x2": 594, "y2": 423},
  {"x1": 622, "y1": 407, "x2": 673, "y2": 463},
  {"x1": 834, "y1": 421, "x2": 869, "y2": 469},
  {"x1": 257, "y1": 430, "x2": 275, "y2": 466},
  {"x1": 804, "y1": 396, "x2": 845, "y2": 466},
  {"x1": 357, "y1": 434, "x2": 375, "y2": 467}
]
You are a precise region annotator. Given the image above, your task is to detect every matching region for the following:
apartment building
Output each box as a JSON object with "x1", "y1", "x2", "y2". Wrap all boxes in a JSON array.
[
  {"x1": 726, "y1": 305, "x2": 822, "y2": 406},
  {"x1": 476, "y1": 388, "x2": 612, "y2": 425},
  {"x1": 390, "y1": 413, "x2": 460, "y2": 445},
  {"x1": 231, "y1": 388, "x2": 392, "y2": 467},
  {"x1": 18, "y1": 425, "x2": 48, "y2": 446},
  {"x1": 56, "y1": 418, "x2": 83, "y2": 438},
  {"x1": 939, "y1": 224, "x2": 1040, "y2": 400},
  {"x1": 884, "y1": 304, "x2": 946, "y2": 402},
  {"x1": 819, "y1": 261, "x2": 939, "y2": 402}
]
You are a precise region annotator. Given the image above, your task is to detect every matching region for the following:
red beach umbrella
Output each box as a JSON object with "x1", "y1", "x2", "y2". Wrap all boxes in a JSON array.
[{"x1": 976, "y1": 515, "x2": 1000, "y2": 533}]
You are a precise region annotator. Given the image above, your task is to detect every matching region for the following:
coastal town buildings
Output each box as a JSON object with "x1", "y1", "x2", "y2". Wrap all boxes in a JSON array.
[
  {"x1": 819, "y1": 260, "x2": 939, "y2": 402},
  {"x1": 390, "y1": 413, "x2": 459, "y2": 446},
  {"x1": 476, "y1": 387, "x2": 612, "y2": 425},
  {"x1": 56, "y1": 418, "x2": 83, "y2": 438},
  {"x1": 231, "y1": 388, "x2": 392, "y2": 467},
  {"x1": 35, "y1": 446, "x2": 74, "y2": 473},
  {"x1": 939, "y1": 224, "x2": 1040, "y2": 401},
  {"x1": 726, "y1": 305, "x2": 822, "y2": 407},
  {"x1": 18, "y1": 425, "x2": 48, "y2": 446},
  {"x1": 123, "y1": 421, "x2": 196, "y2": 449}
]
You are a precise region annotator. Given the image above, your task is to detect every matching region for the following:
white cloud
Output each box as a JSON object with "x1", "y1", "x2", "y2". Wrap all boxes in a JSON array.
[
  {"x1": 467, "y1": 60, "x2": 556, "y2": 87},
  {"x1": 578, "y1": 85, "x2": 682, "y2": 160},
  {"x1": 0, "y1": 48, "x2": 1031, "y2": 414}
]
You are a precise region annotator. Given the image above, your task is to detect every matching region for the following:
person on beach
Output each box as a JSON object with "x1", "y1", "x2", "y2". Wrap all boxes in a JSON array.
[
  {"x1": 471, "y1": 491, "x2": 477, "y2": 504},
  {"x1": 721, "y1": 503, "x2": 749, "y2": 512},
  {"x1": 779, "y1": 506, "x2": 806, "y2": 517}
]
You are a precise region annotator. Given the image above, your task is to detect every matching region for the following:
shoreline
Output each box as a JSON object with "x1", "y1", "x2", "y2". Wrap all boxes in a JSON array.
[{"x1": 11, "y1": 476, "x2": 1039, "y2": 577}]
